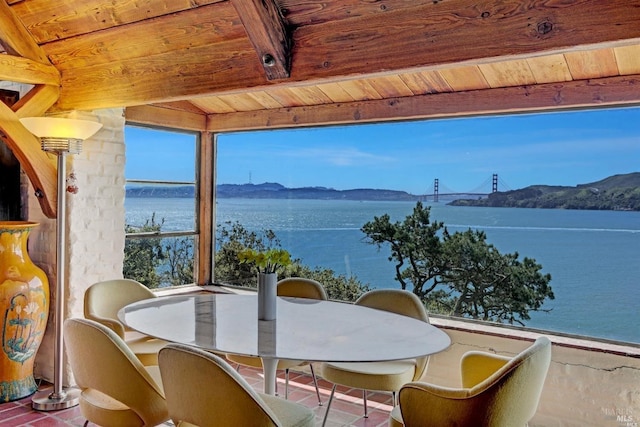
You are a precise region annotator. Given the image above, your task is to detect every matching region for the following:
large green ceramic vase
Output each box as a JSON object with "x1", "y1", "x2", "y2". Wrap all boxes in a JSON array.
[{"x1": 0, "y1": 221, "x2": 49, "y2": 402}]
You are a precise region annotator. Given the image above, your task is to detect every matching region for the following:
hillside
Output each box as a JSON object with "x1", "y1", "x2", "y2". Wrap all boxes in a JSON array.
[
  {"x1": 449, "y1": 173, "x2": 640, "y2": 211},
  {"x1": 218, "y1": 183, "x2": 418, "y2": 201},
  {"x1": 127, "y1": 182, "x2": 419, "y2": 201}
]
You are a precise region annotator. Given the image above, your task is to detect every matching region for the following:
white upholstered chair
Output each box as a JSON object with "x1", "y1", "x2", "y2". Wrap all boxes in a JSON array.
[
  {"x1": 64, "y1": 318, "x2": 169, "y2": 427},
  {"x1": 84, "y1": 278, "x2": 167, "y2": 365},
  {"x1": 389, "y1": 336, "x2": 552, "y2": 427},
  {"x1": 226, "y1": 277, "x2": 327, "y2": 404},
  {"x1": 159, "y1": 343, "x2": 316, "y2": 427},
  {"x1": 320, "y1": 289, "x2": 431, "y2": 424}
]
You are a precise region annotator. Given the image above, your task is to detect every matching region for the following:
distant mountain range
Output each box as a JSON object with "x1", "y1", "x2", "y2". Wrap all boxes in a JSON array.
[
  {"x1": 126, "y1": 172, "x2": 640, "y2": 211},
  {"x1": 216, "y1": 183, "x2": 419, "y2": 201},
  {"x1": 127, "y1": 182, "x2": 420, "y2": 201},
  {"x1": 449, "y1": 172, "x2": 640, "y2": 211}
]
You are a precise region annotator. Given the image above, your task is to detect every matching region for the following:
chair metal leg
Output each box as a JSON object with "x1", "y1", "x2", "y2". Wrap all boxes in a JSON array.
[
  {"x1": 363, "y1": 389, "x2": 368, "y2": 418},
  {"x1": 321, "y1": 384, "x2": 337, "y2": 427},
  {"x1": 392, "y1": 390, "x2": 397, "y2": 407},
  {"x1": 309, "y1": 363, "x2": 323, "y2": 406},
  {"x1": 285, "y1": 368, "x2": 290, "y2": 399}
]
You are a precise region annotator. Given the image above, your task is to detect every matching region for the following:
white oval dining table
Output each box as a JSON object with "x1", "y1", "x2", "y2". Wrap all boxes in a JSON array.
[{"x1": 118, "y1": 293, "x2": 451, "y2": 395}]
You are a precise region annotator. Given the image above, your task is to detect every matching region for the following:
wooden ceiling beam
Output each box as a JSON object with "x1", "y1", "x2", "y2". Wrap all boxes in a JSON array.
[
  {"x1": 230, "y1": 0, "x2": 291, "y2": 80},
  {"x1": 13, "y1": 84, "x2": 60, "y2": 118},
  {"x1": 11, "y1": 0, "x2": 226, "y2": 44},
  {"x1": 52, "y1": 0, "x2": 640, "y2": 111},
  {"x1": 0, "y1": 0, "x2": 50, "y2": 63},
  {"x1": 0, "y1": 54, "x2": 60, "y2": 85},
  {"x1": 205, "y1": 75, "x2": 640, "y2": 132},
  {"x1": 44, "y1": 3, "x2": 246, "y2": 70},
  {"x1": 125, "y1": 105, "x2": 207, "y2": 131},
  {"x1": 0, "y1": 1, "x2": 60, "y2": 218},
  {"x1": 54, "y1": 38, "x2": 261, "y2": 111},
  {"x1": 290, "y1": 0, "x2": 640, "y2": 79},
  {"x1": 0, "y1": 97, "x2": 57, "y2": 218}
]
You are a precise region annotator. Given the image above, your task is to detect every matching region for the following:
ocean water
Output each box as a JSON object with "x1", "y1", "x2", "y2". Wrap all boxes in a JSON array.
[{"x1": 125, "y1": 198, "x2": 640, "y2": 344}]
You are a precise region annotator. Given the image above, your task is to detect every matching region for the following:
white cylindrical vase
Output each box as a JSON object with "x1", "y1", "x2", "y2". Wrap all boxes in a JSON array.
[{"x1": 257, "y1": 273, "x2": 277, "y2": 320}]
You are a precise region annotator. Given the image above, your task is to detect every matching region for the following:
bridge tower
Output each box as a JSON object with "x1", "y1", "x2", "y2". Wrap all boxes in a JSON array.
[
  {"x1": 492, "y1": 174, "x2": 498, "y2": 193},
  {"x1": 433, "y1": 178, "x2": 439, "y2": 202}
]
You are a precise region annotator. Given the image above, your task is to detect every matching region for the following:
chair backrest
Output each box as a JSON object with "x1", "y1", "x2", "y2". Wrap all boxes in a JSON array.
[
  {"x1": 64, "y1": 318, "x2": 168, "y2": 426},
  {"x1": 356, "y1": 289, "x2": 430, "y2": 380},
  {"x1": 465, "y1": 336, "x2": 551, "y2": 425},
  {"x1": 277, "y1": 277, "x2": 327, "y2": 300},
  {"x1": 159, "y1": 343, "x2": 282, "y2": 427},
  {"x1": 84, "y1": 279, "x2": 156, "y2": 337},
  {"x1": 399, "y1": 336, "x2": 552, "y2": 427}
]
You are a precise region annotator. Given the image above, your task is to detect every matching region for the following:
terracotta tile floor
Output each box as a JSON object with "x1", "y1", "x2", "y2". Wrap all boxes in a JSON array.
[{"x1": 0, "y1": 367, "x2": 393, "y2": 426}]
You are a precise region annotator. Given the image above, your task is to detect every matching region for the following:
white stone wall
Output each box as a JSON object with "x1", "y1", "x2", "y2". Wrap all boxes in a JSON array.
[
  {"x1": 423, "y1": 327, "x2": 640, "y2": 427},
  {"x1": 26, "y1": 108, "x2": 127, "y2": 384}
]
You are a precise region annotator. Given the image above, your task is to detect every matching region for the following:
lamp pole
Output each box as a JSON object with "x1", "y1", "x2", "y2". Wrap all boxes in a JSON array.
[
  {"x1": 19, "y1": 117, "x2": 102, "y2": 411},
  {"x1": 31, "y1": 150, "x2": 81, "y2": 410}
]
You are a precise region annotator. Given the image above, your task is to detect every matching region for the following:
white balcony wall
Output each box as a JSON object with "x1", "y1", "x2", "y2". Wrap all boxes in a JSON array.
[{"x1": 426, "y1": 319, "x2": 640, "y2": 426}]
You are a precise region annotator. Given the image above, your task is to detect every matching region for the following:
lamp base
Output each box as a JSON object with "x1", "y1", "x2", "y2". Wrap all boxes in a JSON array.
[{"x1": 32, "y1": 387, "x2": 81, "y2": 411}]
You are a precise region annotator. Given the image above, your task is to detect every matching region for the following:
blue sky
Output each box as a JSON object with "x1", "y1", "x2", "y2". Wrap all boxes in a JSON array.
[{"x1": 126, "y1": 106, "x2": 640, "y2": 195}]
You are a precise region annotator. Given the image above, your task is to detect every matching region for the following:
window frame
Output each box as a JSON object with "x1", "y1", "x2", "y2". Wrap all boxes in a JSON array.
[{"x1": 123, "y1": 124, "x2": 202, "y2": 287}]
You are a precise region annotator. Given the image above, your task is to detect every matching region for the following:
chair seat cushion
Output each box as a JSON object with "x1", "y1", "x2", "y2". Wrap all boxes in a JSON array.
[
  {"x1": 260, "y1": 393, "x2": 316, "y2": 427},
  {"x1": 321, "y1": 360, "x2": 416, "y2": 391},
  {"x1": 80, "y1": 389, "x2": 144, "y2": 426}
]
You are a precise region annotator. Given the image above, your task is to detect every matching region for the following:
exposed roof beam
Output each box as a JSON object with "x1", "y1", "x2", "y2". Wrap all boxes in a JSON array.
[
  {"x1": 125, "y1": 105, "x2": 207, "y2": 131},
  {"x1": 0, "y1": 0, "x2": 50, "y2": 63},
  {"x1": 13, "y1": 84, "x2": 60, "y2": 118},
  {"x1": 230, "y1": 0, "x2": 291, "y2": 80},
  {"x1": 0, "y1": 54, "x2": 60, "y2": 85},
  {"x1": 11, "y1": 0, "x2": 226, "y2": 43},
  {"x1": 52, "y1": 1, "x2": 640, "y2": 111},
  {"x1": 0, "y1": 1, "x2": 60, "y2": 218},
  {"x1": 0, "y1": 93, "x2": 58, "y2": 218},
  {"x1": 204, "y1": 74, "x2": 640, "y2": 132}
]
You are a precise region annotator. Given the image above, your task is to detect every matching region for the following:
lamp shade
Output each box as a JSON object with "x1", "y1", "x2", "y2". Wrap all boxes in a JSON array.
[{"x1": 20, "y1": 117, "x2": 102, "y2": 141}]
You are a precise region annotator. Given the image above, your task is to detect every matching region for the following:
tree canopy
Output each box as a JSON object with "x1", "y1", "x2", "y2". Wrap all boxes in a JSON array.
[
  {"x1": 361, "y1": 202, "x2": 554, "y2": 325},
  {"x1": 214, "y1": 221, "x2": 369, "y2": 302},
  {"x1": 124, "y1": 213, "x2": 194, "y2": 288}
]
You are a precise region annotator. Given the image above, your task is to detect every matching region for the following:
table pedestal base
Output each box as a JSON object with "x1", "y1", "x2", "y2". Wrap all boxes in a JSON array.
[{"x1": 261, "y1": 357, "x2": 278, "y2": 395}]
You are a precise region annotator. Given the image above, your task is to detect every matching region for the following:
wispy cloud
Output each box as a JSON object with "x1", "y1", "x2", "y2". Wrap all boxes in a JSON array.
[{"x1": 280, "y1": 147, "x2": 396, "y2": 166}]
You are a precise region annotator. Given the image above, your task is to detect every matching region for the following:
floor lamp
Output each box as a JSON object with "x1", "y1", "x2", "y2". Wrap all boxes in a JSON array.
[{"x1": 20, "y1": 117, "x2": 103, "y2": 411}]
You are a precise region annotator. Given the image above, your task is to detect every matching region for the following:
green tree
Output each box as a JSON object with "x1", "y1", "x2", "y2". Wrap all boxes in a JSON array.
[
  {"x1": 361, "y1": 202, "x2": 446, "y2": 299},
  {"x1": 123, "y1": 213, "x2": 165, "y2": 288},
  {"x1": 214, "y1": 221, "x2": 369, "y2": 301},
  {"x1": 288, "y1": 263, "x2": 370, "y2": 302},
  {"x1": 162, "y1": 236, "x2": 195, "y2": 286},
  {"x1": 124, "y1": 214, "x2": 195, "y2": 288},
  {"x1": 440, "y1": 229, "x2": 554, "y2": 325},
  {"x1": 361, "y1": 201, "x2": 554, "y2": 325},
  {"x1": 214, "y1": 221, "x2": 280, "y2": 287}
]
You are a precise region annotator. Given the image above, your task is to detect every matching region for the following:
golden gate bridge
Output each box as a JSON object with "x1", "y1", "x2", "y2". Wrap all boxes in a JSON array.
[{"x1": 425, "y1": 174, "x2": 512, "y2": 202}]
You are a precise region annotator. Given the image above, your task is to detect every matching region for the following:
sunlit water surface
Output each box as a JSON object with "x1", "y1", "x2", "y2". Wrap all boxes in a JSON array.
[{"x1": 125, "y1": 198, "x2": 640, "y2": 343}]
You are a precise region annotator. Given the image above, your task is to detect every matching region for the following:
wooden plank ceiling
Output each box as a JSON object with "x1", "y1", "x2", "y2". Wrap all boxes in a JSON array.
[{"x1": 2, "y1": 0, "x2": 640, "y2": 132}]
